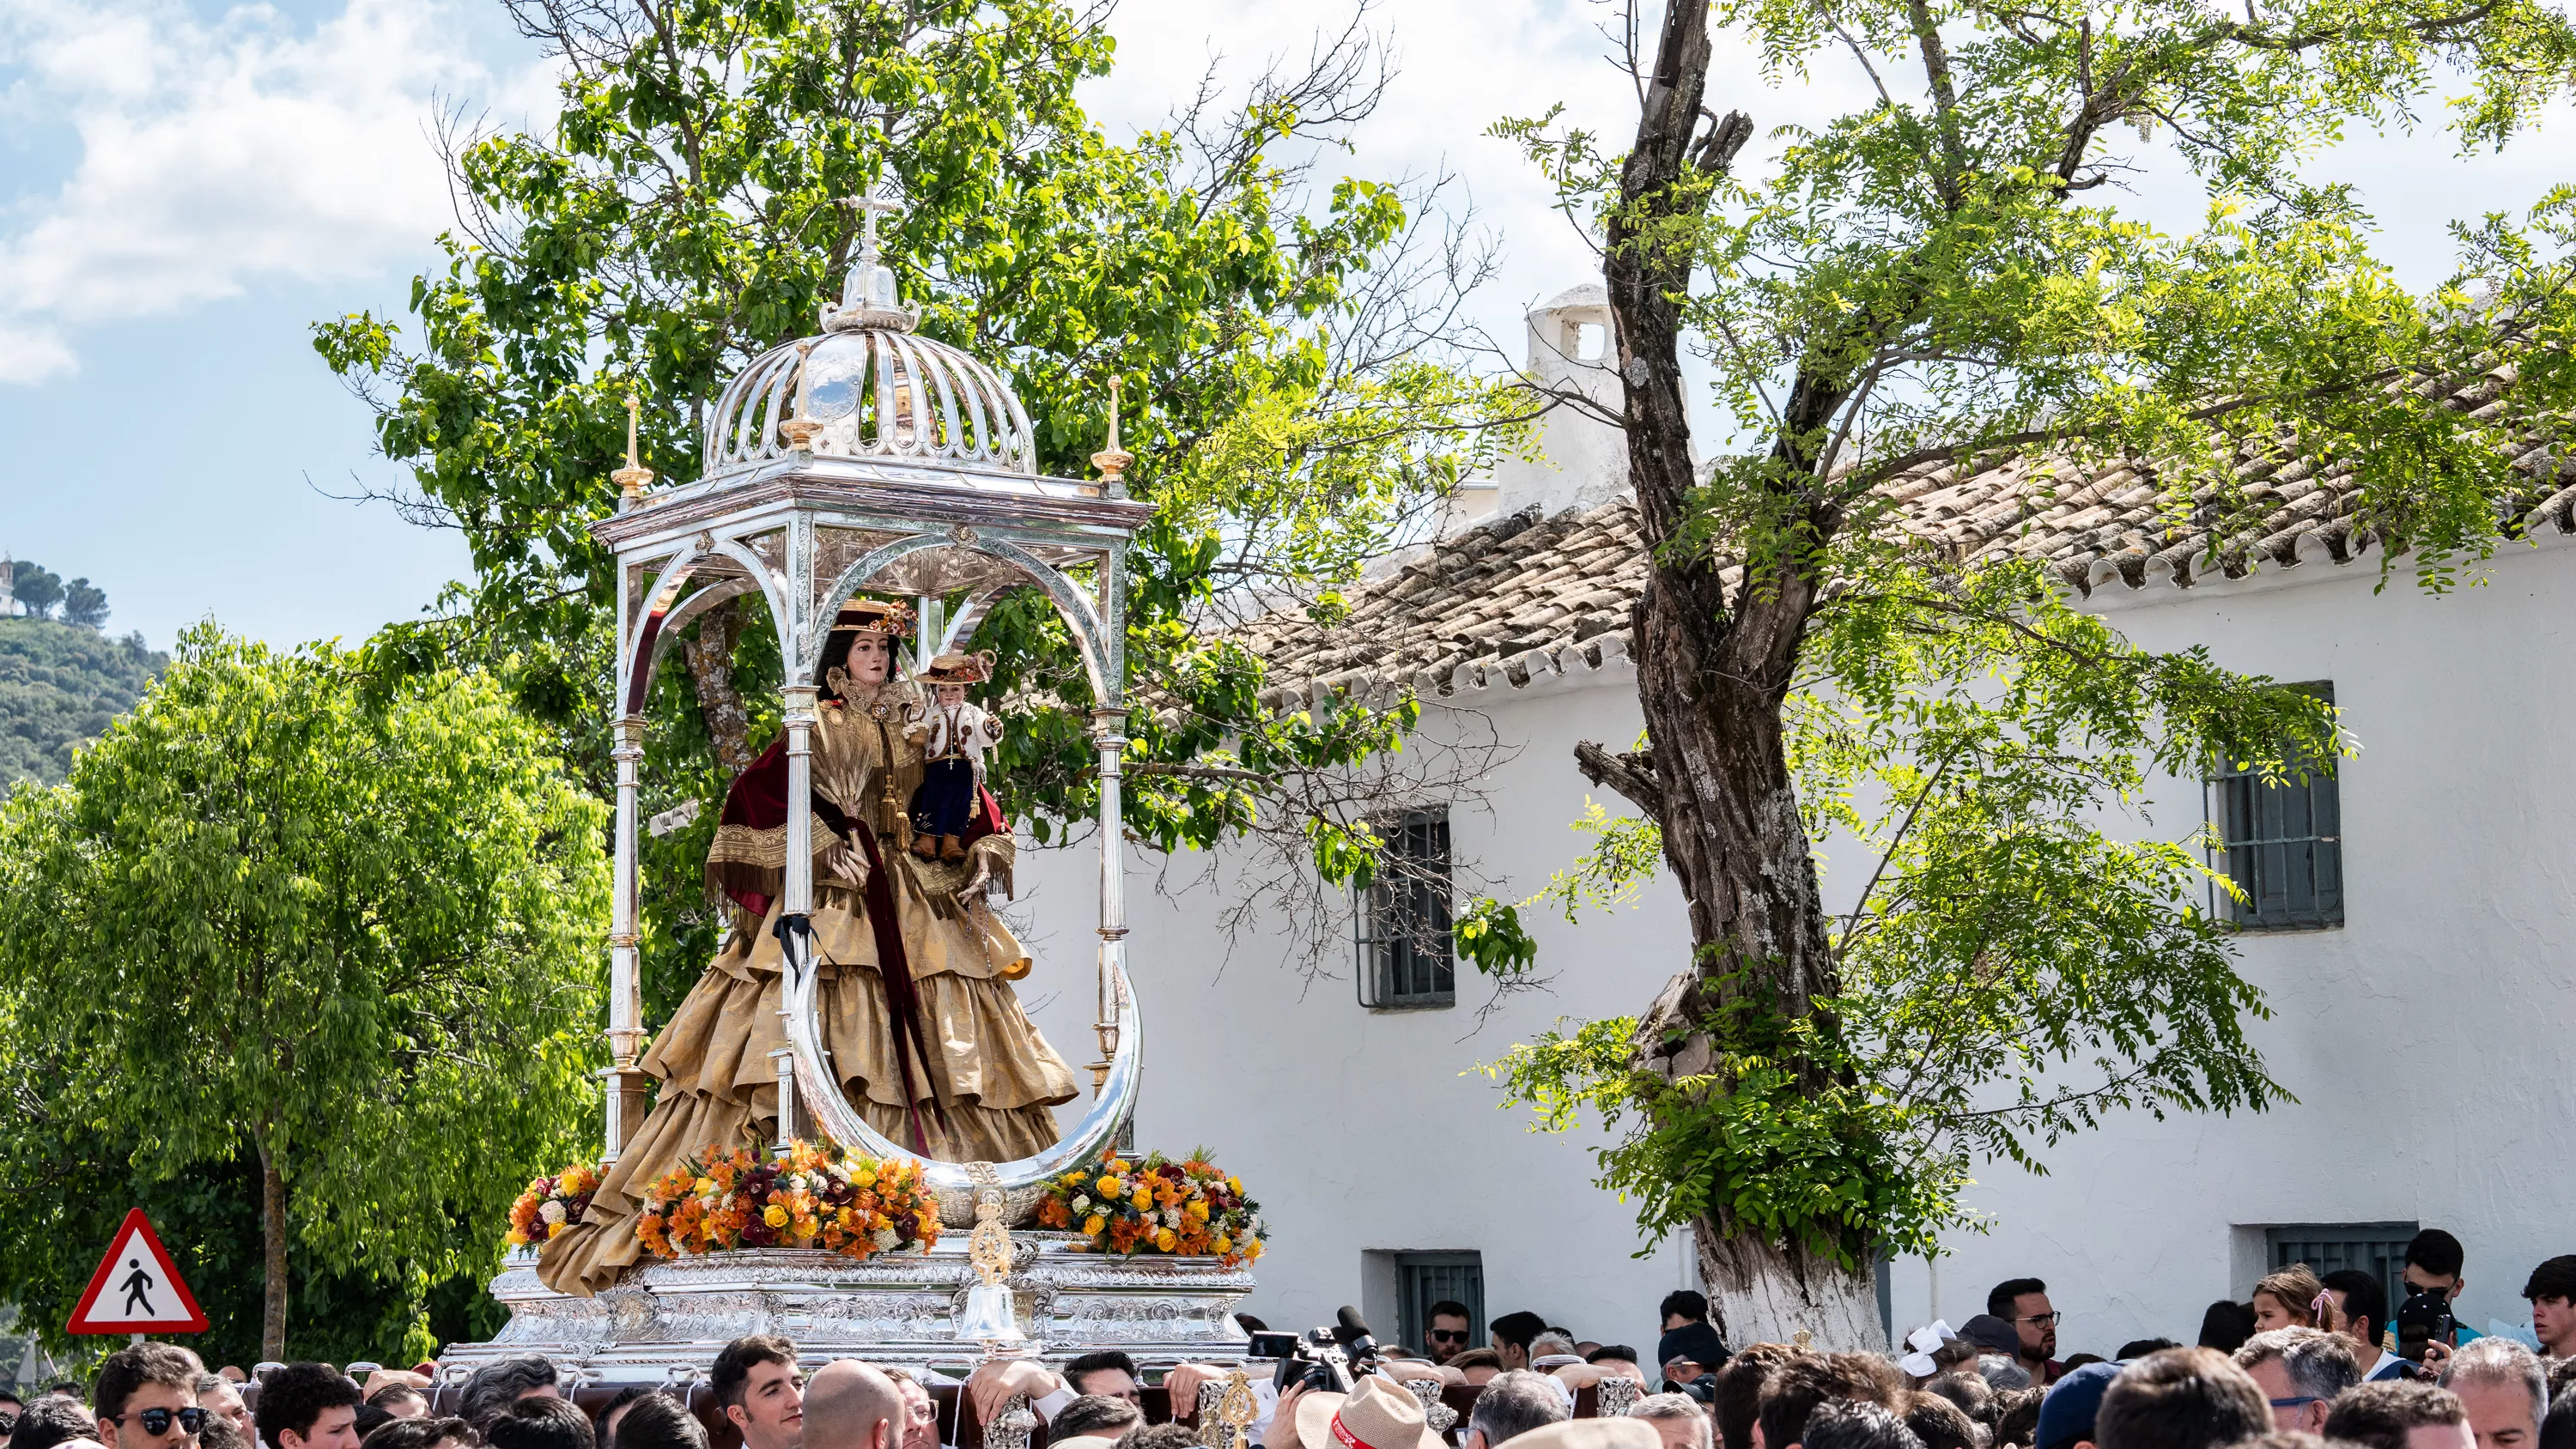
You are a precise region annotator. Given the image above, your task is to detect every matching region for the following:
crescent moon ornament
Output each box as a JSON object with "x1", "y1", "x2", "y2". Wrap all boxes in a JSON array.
[{"x1": 780, "y1": 927, "x2": 1138, "y2": 1225}]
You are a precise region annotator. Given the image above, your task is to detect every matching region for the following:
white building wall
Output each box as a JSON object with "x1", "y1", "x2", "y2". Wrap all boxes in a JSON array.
[
  {"x1": 1886, "y1": 536, "x2": 2576, "y2": 1353},
  {"x1": 1012, "y1": 532, "x2": 2576, "y2": 1360},
  {"x1": 1011, "y1": 665, "x2": 1699, "y2": 1352}
]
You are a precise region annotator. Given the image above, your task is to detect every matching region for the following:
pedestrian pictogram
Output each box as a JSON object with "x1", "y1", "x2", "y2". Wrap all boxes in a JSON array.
[{"x1": 67, "y1": 1209, "x2": 207, "y2": 1334}]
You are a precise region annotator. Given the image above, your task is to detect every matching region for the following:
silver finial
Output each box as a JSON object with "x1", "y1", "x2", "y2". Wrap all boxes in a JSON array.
[{"x1": 823, "y1": 167, "x2": 916, "y2": 333}]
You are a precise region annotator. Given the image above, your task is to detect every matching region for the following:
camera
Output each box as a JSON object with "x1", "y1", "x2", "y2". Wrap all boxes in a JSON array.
[
  {"x1": 1250, "y1": 1307, "x2": 1383, "y2": 1394},
  {"x1": 2397, "y1": 1290, "x2": 2458, "y2": 1364}
]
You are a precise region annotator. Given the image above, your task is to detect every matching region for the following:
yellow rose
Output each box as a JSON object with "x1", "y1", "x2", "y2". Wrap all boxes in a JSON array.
[
  {"x1": 695, "y1": 1177, "x2": 717, "y2": 1196},
  {"x1": 1154, "y1": 1228, "x2": 1178, "y2": 1252},
  {"x1": 1187, "y1": 1199, "x2": 1211, "y2": 1222},
  {"x1": 1213, "y1": 1235, "x2": 1232, "y2": 1253},
  {"x1": 763, "y1": 1203, "x2": 789, "y2": 1228},
  {"x1": 1097, "y1": 1175, "x2": 1121, "y2": 1196},
  {"x1": 1084, "y1": 1214, "x2": 1108, "y2": 1236},
  {"x1": 1133, "y1": 1187, "x2": 1154, "y2": 1210},
  {"x1": 1227, "y1": 1176, "x2": 1242, "y2": 1193}
]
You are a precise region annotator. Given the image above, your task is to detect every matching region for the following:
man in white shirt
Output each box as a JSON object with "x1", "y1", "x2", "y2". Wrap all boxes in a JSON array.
[{"x1": 2324, "y1": 1271, "x2": 2411, "y2": 1383}]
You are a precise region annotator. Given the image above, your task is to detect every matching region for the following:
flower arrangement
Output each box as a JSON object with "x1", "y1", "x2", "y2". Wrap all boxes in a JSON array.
[
  {"x1": 1037, "y1": 1151, "x2": 1263, "y2": 1267},
  {"x1": 505, "y1": 1161, "x2": 599, "y2": 1247},
  {"x1": 634, "y1": 1139, "x2": 940, "y2": 1261}
]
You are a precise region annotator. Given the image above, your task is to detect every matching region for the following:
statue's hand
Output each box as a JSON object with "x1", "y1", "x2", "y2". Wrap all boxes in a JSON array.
[
  {"x1": 953, "y1": 849, "x2": 992, "y2": 905},
  {"x1": 828, "y1": 841, "x2": 870, "y2": 891}
]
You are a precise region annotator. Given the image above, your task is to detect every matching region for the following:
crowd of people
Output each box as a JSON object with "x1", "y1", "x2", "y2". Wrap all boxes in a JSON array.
[{"x1": 6, "y1": 1228, "x2": 2575, "y2": 1449}]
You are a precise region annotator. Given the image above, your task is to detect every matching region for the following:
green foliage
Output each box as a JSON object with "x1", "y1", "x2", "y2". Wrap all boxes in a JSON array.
[
  {"x1": 9, "y1": 563, "x2": 64, "y2": 621},
  {"x1": 309, "y1": 0, "x2": 1518, "y2": 932},
  {"x1": 0, "y1": 619, "x2": 165, "y2": 786},
  {"x1": 1524, "y1": 798, "x2": 1666, "y2": 924},
  {"x1": 0, "y1": 625, "x2": 607, "y2": 1355},
  {"x1": 1451, "y1": 895, "x2": 1539, "y2": 980}
]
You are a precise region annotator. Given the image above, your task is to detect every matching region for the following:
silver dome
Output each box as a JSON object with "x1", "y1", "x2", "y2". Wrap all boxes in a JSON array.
[
  {"x1": 702, "y1": 325, "x2": 1037, "y2": 481},
  {"x1": 700, "y1": 192, "x2": 1036, "y2": 482}
]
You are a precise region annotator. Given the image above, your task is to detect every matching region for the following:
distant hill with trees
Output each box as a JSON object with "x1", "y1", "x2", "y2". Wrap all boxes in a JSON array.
[{"x1": 0, "y1": 620, "x2": 167, "y2": 786}]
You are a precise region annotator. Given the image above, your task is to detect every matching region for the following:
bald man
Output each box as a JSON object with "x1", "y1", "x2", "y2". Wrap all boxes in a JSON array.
[{"x1": 800, "y1": 1361, "x2": 905, "y2": 1449}]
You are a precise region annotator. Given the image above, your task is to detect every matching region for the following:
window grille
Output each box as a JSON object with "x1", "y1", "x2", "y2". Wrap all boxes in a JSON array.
[
  {"x1": 2267, "y1": 1222, "x2": 2417, "y2": 1322},
  {"x1": 1355, "y1": 811, "x2": 1455, "y2": 1009},
  {"x1": 1394, "y1": 1251, "x2": 1485, "y2": 1356},
  {"x1": 2208, "y1": 682, "x2": 2343, "y2": 931}
]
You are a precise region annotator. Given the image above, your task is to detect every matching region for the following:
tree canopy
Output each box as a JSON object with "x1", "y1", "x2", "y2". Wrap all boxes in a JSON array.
[
  {"x1": 1480, "y1": 0, "x2": 2576, "y2": 1341},
  {"x1": 0, "y1": 627, "x2": 607, "y2": 1358},
  {"x1": 313, "y1": 0, "x2": 1522, "y2": 1016}
]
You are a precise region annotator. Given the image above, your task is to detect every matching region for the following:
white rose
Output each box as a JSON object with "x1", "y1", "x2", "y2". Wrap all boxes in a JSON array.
[
  {"x1": 873, "y1": 1227, "x2": 901, "y2": 1250},
  {"x1": 538, "y1": 1200, "x2": 567, "y2": 1225},
  {"x1": 1072, "y1": 1195, "x2": 1091, "y2": 1213}
]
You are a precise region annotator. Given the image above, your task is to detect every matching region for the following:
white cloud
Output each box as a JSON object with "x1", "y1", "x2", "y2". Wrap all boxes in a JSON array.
[
  {"x1": 0, "y1": 0, "x2": 550, "y2": 384},
  {"x1": 1080, "y1": 0, "x2": 1874, "y2": 357}
]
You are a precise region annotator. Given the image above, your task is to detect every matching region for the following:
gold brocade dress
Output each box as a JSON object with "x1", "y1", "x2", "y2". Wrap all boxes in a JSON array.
[{"x1": 537, "y1": 692, "x2": 1078, "y2": 1295}]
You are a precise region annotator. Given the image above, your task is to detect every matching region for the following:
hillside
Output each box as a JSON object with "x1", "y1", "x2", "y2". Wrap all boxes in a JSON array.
[{"x1": 0, "y1": 620, "x2": 167, "y2": 787}]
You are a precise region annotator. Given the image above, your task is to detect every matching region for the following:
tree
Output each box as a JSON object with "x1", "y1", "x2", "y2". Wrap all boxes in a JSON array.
[
  {"x1": 10, "y1": 562, "x2": 62, "y2": 621},
  {"x1": 1484, "y1": 0, "x2": 2576, "y2": 1343},
  {"x1": 0, "y1": 620, "x2": 164, "y2": 786},
  {"x1": 0, "y1": 626, "x2": 609, "y2": 1357},
  {"x1": 313, "y1": 0, "x2": 1522, "y2": 1012},
  {"x1": 61, "y1": 579, "x2": 108, "y2": 629}
]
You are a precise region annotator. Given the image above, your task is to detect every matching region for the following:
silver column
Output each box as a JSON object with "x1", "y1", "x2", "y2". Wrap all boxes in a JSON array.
[
  {"x1": 604, "y1": 713, "x2": 647, "y2": 1164},
  {"x1": 1090, "y1": 706, "x2": 1128, "y2": 1098}
]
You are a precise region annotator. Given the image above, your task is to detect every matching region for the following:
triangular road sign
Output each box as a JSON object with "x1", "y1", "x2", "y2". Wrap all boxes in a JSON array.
[{"x1": 67, "y1": 1209, "x2": 208, "y2": 1334}]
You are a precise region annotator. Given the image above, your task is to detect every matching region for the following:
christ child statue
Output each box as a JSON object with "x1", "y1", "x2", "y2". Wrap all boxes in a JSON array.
[{"x1": 907, "y1": 651, "x2": 1005, "y2": 864}]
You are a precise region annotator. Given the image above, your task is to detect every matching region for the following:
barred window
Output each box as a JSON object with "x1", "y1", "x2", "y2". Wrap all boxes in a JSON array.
[
  {"x1": 1355, "y1": 810, "x2": 1455, "y2": 1009},
  {"x1": 2209, "y1": 682, "x2": 2343, "y2": 931},
  {"x1": 1395, "y1": 1251, "x2": 1484, "y2": 1356},
  {"x1": 2269, "y1": 1222, "x2": 2416, "y2": 1321}
]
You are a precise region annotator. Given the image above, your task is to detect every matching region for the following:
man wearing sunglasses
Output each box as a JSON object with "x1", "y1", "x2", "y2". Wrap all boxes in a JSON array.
[
  {"x1": 1425, "y1": 1301, "x2": 1475, "y2": 1365},
  {"x1": 95, "y1": 1343, "x2": 205, "y2": 1449}
]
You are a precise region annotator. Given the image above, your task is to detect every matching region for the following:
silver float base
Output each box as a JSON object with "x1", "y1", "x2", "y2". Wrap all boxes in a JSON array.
[{"x1": 440, "y1": 1234, "x2": 1255, "y2": 1381}]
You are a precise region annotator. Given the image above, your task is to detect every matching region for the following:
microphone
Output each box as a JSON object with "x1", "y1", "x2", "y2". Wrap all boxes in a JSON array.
[{"x1": 1334, "y1": 1306, "x2": 1374, "y2": 1344}]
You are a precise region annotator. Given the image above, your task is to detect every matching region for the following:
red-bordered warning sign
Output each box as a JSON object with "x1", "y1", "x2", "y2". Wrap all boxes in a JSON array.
[{"x1": 68, "y1": 1209, "x2": 208, "y2": 1334}]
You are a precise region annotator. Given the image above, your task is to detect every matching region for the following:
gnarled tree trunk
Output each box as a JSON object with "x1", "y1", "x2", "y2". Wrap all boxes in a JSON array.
[
  {"x1": 683, "y1": 599, "x2": 755, "y2": 775},
  {"x1": 1584, "y1": 0, "x2": 1880, "y2": 1349}
]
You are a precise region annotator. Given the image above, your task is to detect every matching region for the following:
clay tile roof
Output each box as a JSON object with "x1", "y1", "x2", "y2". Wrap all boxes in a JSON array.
[{"x1": 1243, "y1": 387, "x2": 2576, "y2": 702}]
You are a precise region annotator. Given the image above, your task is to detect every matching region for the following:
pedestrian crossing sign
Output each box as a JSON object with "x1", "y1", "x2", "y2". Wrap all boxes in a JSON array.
[{"x1": 67, "y1": 1209, "x2": 208, "y2": 1334}]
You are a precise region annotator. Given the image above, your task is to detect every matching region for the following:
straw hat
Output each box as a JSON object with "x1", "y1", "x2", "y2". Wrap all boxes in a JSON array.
[
  {"x1": 1293, "y1": 1376, "x2": 1445, "y2": 1449},
  {"x1": 1500, "y1": 1421, "x2": 1662, "y2": 1449},
  {"x1": 915, "y1": 650, "x2": 994, "y2": 684},
  {"x1": 829, "y1": 598, "x2": 914, "y2": 635}
]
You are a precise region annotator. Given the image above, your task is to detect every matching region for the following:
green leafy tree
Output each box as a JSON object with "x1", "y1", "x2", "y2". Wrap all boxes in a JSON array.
[
  {"x1": 9, "y1": 563, "x2": 63, "y2": 621},
  {"x1": 312, "y1": 0, "x2": 1522, "y2": 1013},
  {"x1": 61, "y1": 579, "x2": 108, "y2": 629},
  {"x1": 0, "y1": 626, "x2": 608, "y2": 1358},
  {"x1": 1478, "y1": 0, "x2": 2576, "y2": 1342}
]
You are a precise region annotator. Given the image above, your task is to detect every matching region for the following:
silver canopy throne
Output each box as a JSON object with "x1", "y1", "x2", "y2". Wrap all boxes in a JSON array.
[
  {"x1": 439, "y1": 200, "x2": 1254, "y2": 1375},
  {"x1": 592, "y1": 201, "x2": 1152, "y2": 1208}
]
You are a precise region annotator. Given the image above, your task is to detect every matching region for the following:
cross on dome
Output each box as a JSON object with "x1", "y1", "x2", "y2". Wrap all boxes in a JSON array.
[{"x1": 825, "y1": 170, "x2": 914, "y2": 333}]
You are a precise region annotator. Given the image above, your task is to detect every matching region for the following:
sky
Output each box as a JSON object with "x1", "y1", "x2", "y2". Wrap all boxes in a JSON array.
[{"x1": 1, "y1": 0, "x2": 2566, "y2": 652}]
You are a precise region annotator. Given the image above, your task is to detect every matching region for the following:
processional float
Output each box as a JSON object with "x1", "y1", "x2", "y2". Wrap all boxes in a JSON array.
[{"x1": 440, "y1": 191, "x2": 1255, "y2": 1385}]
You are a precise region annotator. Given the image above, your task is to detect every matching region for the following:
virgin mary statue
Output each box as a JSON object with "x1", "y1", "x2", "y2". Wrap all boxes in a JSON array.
[{"x1": 539, "y1": 599, "x2": 1078, "y2": 1294}]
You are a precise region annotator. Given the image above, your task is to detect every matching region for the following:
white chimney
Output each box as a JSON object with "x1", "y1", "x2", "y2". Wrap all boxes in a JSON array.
[{"x1": 1444, "y1": 282, "x2": 1629, "y2": 535}]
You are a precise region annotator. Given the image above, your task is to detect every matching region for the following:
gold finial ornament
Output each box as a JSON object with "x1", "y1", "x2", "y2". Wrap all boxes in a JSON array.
[
  {"x1": 1212, "y1": 1371, "x2": 1258, "y2": 1449},
  {"x1": 1793, "y1": 1327, "x2": 1815, "y2": 1349},
  {"x1": 957, "y1": 1181, "x2": 1029, "y2": 1352},
  {"x1": 1091, "y1": 375, "x2": 1134, "y2": 496},
  {"x1": 968, "y1": 1188, "x2": 1012, "y2": 1288},
  {"x1": 780, "y1": 342, "x2": 824, "y2": 449},
  {"x1": 613, "y1": 392, "x2": 656, "y2": 501}
]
